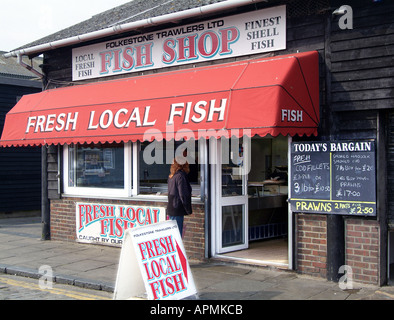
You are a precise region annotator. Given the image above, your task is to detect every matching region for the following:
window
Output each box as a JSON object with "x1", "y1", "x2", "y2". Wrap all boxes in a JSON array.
[
  {"x1": 68, "y1": 143, "x2": 124, "y2": 189},
  {"x1": 139, "y1": 141, "x2": 171, "y2": 195},
  {"x1": 138, "y1": 139, "x2": 201, "y2": 197},
  {"x1": 64, "y1": 142, "x2": 132, "y2": 197},
  {"x1": 221, "y1": 138, "x2": 245, "y2": 197},
  {"x1": 63, "y1": 140, "x2": 203, "y2": 199}
]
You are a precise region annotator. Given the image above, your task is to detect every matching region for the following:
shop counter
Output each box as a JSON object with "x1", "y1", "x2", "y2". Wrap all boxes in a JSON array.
[{"x1": 248, "y1": 181, "x2": 288, "y2": 241}]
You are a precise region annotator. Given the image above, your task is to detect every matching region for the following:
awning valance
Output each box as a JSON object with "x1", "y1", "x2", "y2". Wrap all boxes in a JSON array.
[{"x1": 0, "y1": 51, "x2": 319, "y2": 147}]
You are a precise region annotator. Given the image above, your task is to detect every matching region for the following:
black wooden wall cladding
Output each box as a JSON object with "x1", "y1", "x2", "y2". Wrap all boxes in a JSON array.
[{"x1": 0, "y1": 84, "x2": 41, "y2": 212}]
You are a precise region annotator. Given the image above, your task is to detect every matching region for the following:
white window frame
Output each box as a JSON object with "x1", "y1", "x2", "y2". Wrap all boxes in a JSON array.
[
  {"x1": 63, "y1": 142, "x2": 133, "y2": 198},
  {"x1": 63, "y1": 140, "x2": 205, "y2": 200}
]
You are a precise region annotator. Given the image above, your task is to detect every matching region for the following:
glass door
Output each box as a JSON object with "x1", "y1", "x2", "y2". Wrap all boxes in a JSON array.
[{"x1": 214, "y1": 137, "x2": 249, "y2": 254}]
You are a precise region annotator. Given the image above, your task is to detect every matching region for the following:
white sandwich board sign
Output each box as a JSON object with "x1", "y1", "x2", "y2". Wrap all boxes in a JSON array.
[{"x1": 114, "y1": 220, "x2": 197, "y2": 300}]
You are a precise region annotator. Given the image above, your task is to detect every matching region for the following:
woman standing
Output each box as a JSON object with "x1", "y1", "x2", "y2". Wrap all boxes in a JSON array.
[{"x1": 167, "y1": 158, "x2": 192, "y2": 237}]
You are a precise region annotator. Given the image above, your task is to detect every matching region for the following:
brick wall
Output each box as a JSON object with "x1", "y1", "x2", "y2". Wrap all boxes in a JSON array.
[
  {"x1": 50, "y1": 199, "x2": 76, "y2": 242},
  {"x1": 50, "y1": 197, "x2": 206, "y2": 261},
  {"x1": 182, "y1": 206, "x2": 206, "y2": 261},
  {"x1": 345, "y1": 219, "x2": 379, "y2": 285},
  {"x1": 296, "y1": 214, "x2": 381, "y2": 285},
  {"x1": 296, "y1": 214, "x2": 327, "y2": 278}
]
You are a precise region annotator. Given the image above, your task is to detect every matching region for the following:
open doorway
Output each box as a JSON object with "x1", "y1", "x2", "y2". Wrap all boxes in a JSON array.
[{"x1": 211, "y1": 135, "x2": 290, "y2": 268}]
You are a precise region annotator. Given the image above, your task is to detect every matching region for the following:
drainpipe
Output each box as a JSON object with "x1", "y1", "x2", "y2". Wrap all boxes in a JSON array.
[
  {"x1": 41, "y1": 145, "x2": 50, "y2": 240},
  {"x1": 17, "y1": 54, "x2": 43, "y2": 79}
]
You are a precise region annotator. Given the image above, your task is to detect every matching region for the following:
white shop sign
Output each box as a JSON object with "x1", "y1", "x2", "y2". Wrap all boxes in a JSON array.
[
  {"x1": 72, "y1": 5, "x2": 286, "y2": 81},
  {"x1": 76, "y1": 202, "x2": 166, "y2": 246},
  {"x1": 114, "y1": 220, "x2": 197, "y2": 300}
]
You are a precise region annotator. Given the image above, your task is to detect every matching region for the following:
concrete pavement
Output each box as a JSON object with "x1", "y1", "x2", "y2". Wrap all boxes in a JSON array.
[{"x1": 0, "y1": 216, "x2": 394, "y2": 300}]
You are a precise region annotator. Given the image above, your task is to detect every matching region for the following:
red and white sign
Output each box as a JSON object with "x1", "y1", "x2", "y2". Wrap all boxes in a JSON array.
[
  {"x1": 0, "y1": 51, "x2": 320, "y2": 147},
  {"x1": 114, "y1": 220, "x2": 197, "y2": 300},
  {"x1": 72, "y1": 5, "x2": 286, "y2": 80},
  {"x1": 76, "y1": 202, "x2": 166, "y2": 246}
]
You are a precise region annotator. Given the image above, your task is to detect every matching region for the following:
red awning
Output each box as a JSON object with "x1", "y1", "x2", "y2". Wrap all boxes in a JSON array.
[{"x1": 0, "y1": 51, "x2": 319, "y2": 147}]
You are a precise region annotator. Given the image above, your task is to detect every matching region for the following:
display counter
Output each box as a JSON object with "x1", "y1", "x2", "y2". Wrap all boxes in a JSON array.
[{"x1": 248, "y1": 180, "x2": 288, "y2": 241}]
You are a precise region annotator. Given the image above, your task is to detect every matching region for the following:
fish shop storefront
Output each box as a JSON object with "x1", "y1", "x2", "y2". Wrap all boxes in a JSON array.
[{"x1": 1, "y1": 0, "x2": 391, "y2": 286}]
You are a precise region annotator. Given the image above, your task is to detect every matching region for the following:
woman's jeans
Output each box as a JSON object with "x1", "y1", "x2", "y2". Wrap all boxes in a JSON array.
[{"x1": 169, "y1": 215, "x2": 184, "y2": 237}]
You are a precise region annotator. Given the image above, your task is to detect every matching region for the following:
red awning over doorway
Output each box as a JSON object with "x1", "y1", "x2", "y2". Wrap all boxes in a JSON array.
[{"x1": 0, "y1": 51, "x2": 319, "y2": 147}]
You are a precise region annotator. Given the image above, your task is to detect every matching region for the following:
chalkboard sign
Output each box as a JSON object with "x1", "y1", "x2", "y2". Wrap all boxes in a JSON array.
[{"x1": 290, "y1": 140, "x2": 376, "y2": 216}]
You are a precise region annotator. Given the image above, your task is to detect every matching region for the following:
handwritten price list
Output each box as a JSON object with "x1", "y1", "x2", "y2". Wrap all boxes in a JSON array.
[{"x1": 290, "y1": 140, "x2": 376, "y2": 216}]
